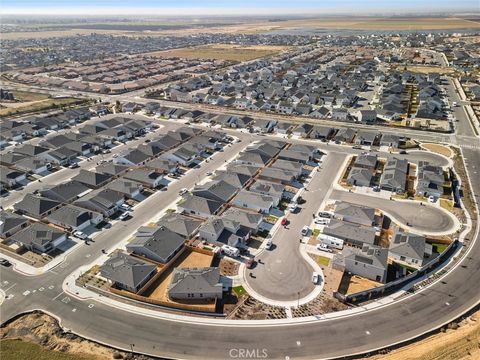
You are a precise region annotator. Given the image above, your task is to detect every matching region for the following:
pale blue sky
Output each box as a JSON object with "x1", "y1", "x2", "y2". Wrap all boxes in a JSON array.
[{"x1": 2, "y1": 0, "x2": 478, "y2": 15}]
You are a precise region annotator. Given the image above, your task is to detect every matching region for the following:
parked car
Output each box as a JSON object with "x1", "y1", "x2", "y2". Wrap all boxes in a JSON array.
[
  {"x1": 0, "y1": 258, "x2": 12, "y2": 267},
  {"x1": 245, "y1": 257, "x2": 255, "y2": 269},
  {"x1": 68, "y1": 163, "x2": 79, "y2": 169},
  {"x1": 296, "y1": 196, "x2": 306, "y2": 204},
  {"x1": 288, "y1": 203, "x2": 298, "y2": 212},
  {"x1": 119, "y1": 211, "x2": 131, "y2": 221},
  {"x1": 73, "y1": 230, "x2": 88, "y2": 240},
  {"x1": 265, "y1": 238, "x2": 273, "y2": 250},
  {"x1": 281, "y1": 218, "x2": 288, "y2": 226},
  {"x1": 317, "y1": 244, "x2": 333, "y2": 253},
  {"x1": 318, "y1": 211, "x2": 333, "y2": 218},
  {"x1": 120, "y1": 204, "x2": 132, "y2": 211},
  {"x1": 312, "y1": 272, "x2": 320, "y2": 284},
  {"x1": 314, "y1": 218, "x2": 330, "y2": 225},
  {"x1": 179, "y1": 188, "x2": 188, "y2": 196},
  {"x1": 301, "y1": 226, "x2": 310, "y2": 236},
  {"x1": 429, "y1": 195, "x2": 437, "y2": 203},
  {"x1": 373, "y1": 186, "x2": 381, "y2": 192},
  {"x1": 206, "y1": 171, "x2": 213, "y2": 176},
  {"x1": 399, "y1": 150, "x2": 408, "y2": 154}
]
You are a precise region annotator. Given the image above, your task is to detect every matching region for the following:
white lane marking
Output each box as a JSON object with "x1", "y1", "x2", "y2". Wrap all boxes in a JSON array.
[
  {"x1": 366, "y1": 330, "x2": 371, "y2": 335},
  {"x1": 88, "y1": 304, "x2": 94, "y2": 309},
  {"x1": 72, "y1": 308, "x2": 77, "y2": 312},
  {"x1": 39, "y1": 287, "x2": 45, "y2": 292},
  {"x1": 48, "y1": 285, "x2": 54, "y2": 290},
  {"x1": 4, "y1": 283, "x2": 17, "y2": 292},
  {"x1": 445, "y1": 302, "x2": 450, "y2": 306},
  {"x1": 22, "y1": 290, "x2": 30, "y2": 296},
  {"x1": 296, "y1": 341, "x2": 301, "y2": 346},
  {"x1": 61, "y1": 296, "x2": 70, "y2": 304}
]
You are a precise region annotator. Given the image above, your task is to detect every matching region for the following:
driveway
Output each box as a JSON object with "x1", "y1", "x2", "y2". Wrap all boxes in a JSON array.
[{"x1": 245, "y1": 152, "x2": 347, "y2": 302}]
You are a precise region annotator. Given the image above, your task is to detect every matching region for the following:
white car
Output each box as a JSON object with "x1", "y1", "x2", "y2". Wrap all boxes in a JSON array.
[
  {"x1": 179, "y1": 188, "x2": 188, "y2": 196},
  {"x1": 206, "y1": 171, "x2": 213, "y2": 176},
  {"x1": 118, "y1": 211, "x2": 130, "y2": 221},
  {"x1": 301, "y1": 226, "x2": 310, "y2": 236},
  {"x1": 314, "y1": 218, "x2": 330, "y2": 225},
  {"x1": 317, "y1": 244, "x2": 333, "y2": 253},
  {"x1": 120, "y1": 203, "x2": 132, "y2": 211},
  {"x1": 265, "y1": 238, "x2": 273, "y2": 250},
  {"x1": 428, "y1": 196, "x2": 437, "y2": 203},
  {"x1": 312, "y1": 272, "x2": 320, "y2": 284},
  {"x1": 73, "y1": 231, "x2": 88, "y2": 240},
  {"x1": 288, "y1": 203, "x2": 298, "y2": 212}
]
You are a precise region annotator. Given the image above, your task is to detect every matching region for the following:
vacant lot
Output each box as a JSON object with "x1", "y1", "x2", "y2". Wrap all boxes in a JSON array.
[
  {"x1": 366, "y1": 310, "x2": 480, "y2": 360},
  {"x1": 0, "y1": 97, "x2": 84, "y2": 117},
  {"x1": 405, "y1": 65, "x2": 455, "y2": 75},
  {"x1": 0, "y1": 340, "x2": 91, "y2": 360},
  {"x1": 422, "y1": 143, "x2": 453, "y2": 158},
  {"x1": 149, "y1": 44, "x2": 290, "y2": 61},
  {"x1": 3, "y1": 90, "x2": 50, "y2": 102}
]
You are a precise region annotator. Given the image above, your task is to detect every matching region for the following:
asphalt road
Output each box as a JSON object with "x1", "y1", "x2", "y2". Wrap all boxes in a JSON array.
[
  {"x1": 331, "y1": 190, "x2": 458, "y2": 235},
  {"x1": 246, "y1": 152, "x2": 347, "y2": 301}
]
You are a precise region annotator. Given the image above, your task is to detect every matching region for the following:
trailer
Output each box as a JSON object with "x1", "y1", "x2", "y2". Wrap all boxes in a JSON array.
[{"x1": 317, "y1": 234, "x2": 344, "y2": 250}]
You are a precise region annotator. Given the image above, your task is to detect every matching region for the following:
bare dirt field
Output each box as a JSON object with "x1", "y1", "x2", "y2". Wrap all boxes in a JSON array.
[
  {"x1": 422, "y1": 143, "x2": 453, "y2": 158},
  {"x1": 365, "y1": 310, "x2": 480, "y2": 360},
  {"x1": 0, "y1": 29, "x2": 133, "y2": 40},
  {"x1": 344, "y1": 274, "x2": 383, "y2": 294},
  {"x1": 148, "y1": 44, "x2": 290, "y2": 61}
]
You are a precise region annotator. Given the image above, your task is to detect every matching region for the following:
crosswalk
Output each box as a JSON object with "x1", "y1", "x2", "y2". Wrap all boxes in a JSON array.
[{"x1": 460, "y1": 144, "x2": 480, "y2": 150}]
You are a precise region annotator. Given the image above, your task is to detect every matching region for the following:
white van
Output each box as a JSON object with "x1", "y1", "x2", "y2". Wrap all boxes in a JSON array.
[
  {"x1": 318, "y1": 211, "x2": 334, "y2": 218},
  {"x1": 301, "y1": 226, "x2": 310, "y2": 236},
  {"x1": 265, "y1": 238, "x2": 273, "y2": 250},
  {"x1": 312, "y1": 272, "x2": 320, "y2": 284},
  {"x1": 314, "y1": 218, "x2": 330, "y2": 225}
]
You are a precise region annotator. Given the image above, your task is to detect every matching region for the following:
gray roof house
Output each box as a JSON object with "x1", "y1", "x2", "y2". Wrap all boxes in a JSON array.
[
  {"x1": 47, "y1": 204, "x2": 103, "y2": 231},
  {"x1": 347, "y1": 167, "x2": 374, "y2": 187},
  {"x1": 74, "y1": 189, "x2": 124, "y2": 217},
  {"x1": 127, "y1": 225, "x2": 185, "y2": 264},
  {"x1": 323, "y1": 219, "x2": 377, "y2": 247},
  {"x1": 95, "y1": 163, "x2": 130, "y2": 177},
  {"x1": 72, "y1": 170, "x2": 112, "y2": 189},
  {"x1": 178, "y1": 195, "x2": 223, "y2": 218},
  {"x1": 106, "y1": 178, "x2": 144, "y2": 199},
  {"x1": 232, "y1": 190, "x2": 276, "y2": 213},
  {"x1": 156, "y1": 213, "x2": 202, "y2": 239},
  {"x1": 213, "y1": 172, "x2": 250, "y2": 189},
  {"x1": 355, "y1": 130, "x2": 380, "y2": 146},
  {"x1": 249, "y1": 180, "x2": 285, "y2": 204},
  {"x1": 199, "y1": 217, "x2": 250, "y2": 248},
  {"x1": 221, "y1": 207, "x2": 263, "y2": 234},
  {"x1": 334, "y1": 128, "x2": 356, "y2": 143},
  {"x1": 334, "y1": 202, "x2": 376, "y2": 227},
  {"x1": 0, "y1": 210, "x2": 29, "y2": 239},
  {"x1": 277, "y1": 149, "x2": 311, "y2": 164},
  {"x1": 235, "y1": 152, "x2": 271, "y2": 167},
  {"x1": 270, "y1": 159, "x2": 304, "y2": 176},
  {"x1": 380, "y1": 158, "x2": 409, "y2": 194},
  {"x1": 100, "y1": 252, "x2": 157, "y2": 293},
  {"x1": 11, "y1": 222, "x2": 67, "y2": 254},
  {"x1": 416, "y1": 161, "x2": 445, "y2": 198},
  {"x1": 168, "y1": 267, "x2": 223, "y2": 300},
  {"x1": 39, "y1": 181, "x2": 92, "y2": 203},
  {"x1": 343, "y1": 244, "x2": 388, "y2": 283},
  {"x1": 192, "y1": 180, "x2": 237, "y2": 203},
  {"x1": 13, "y1": 194, "x2": 62, "y2": 219},
  {"x1": 123, "y1": 169, "x2": 164, "y2": 189},
  {"x1": 258, "y1": 167, "x2": 297, "y2": 185},
  {"x1": 389, "y1": 230, "x2": 432, "y2": 267},
  {"x1": 354, "y1": 154, "x2": 378, "y2": 170}
]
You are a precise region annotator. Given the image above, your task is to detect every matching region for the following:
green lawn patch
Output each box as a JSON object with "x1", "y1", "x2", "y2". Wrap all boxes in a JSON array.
[
  {"x1": 317, "y1": 256, "x2": 330, "y2": 267},
  {"x1": 0, "y1": 339, "x2": 91, "y2": 360},
  {"x1": 312, "y1": 229, "x2": 321, "y2": 238},
  {"x1": 432, "y1": 242, "x2": 448, "y2": 253},
  {"x1": 233, "y1": 285, "x2": 247, "y2": 297}
]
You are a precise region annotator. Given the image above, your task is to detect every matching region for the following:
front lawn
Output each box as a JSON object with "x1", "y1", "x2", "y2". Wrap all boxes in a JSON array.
[
  {"x1": 432, "y1": 242, "x2": 448, "y2": 253},
  {"x1": 317, "y1": 256, "x2": 330, "y2": 267},
  {"x1": 233, "y1": 285, "x2": 247, "y2": 297},
  {"x1": 312, "y1": 229, "x2": 321, "y2": 238}
]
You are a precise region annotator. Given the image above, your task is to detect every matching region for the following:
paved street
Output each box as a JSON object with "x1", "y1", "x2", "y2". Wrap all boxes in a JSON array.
[{"x1": 246, "y1": 152, "x2": 347, "y2": 302}]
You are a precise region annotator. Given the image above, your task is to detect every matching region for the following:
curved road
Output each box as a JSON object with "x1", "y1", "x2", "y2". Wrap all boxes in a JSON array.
[{"x1": 331, "y1": 190, "x2": 459, "y2": 235}]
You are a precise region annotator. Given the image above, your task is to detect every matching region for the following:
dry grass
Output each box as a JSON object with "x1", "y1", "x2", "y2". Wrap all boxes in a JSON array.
[
  {"x1": 148, "y1": 44, "x2": 290, "y2": 61},
  {"x1": 405, "y1": 65, "x2": 455, "y2": 75},
  {"x1": 365, "y1": 311, "x2": 480, "y2": 360},
  {"x1": 0, "y1": 97, "x2": 83, "y2": 117},
  {"x1": 422, "y1": 143, "x2": 453, "y2": 158},
  {"x1": 346, "y1": 275, "x2": 383, "y2": 295}
]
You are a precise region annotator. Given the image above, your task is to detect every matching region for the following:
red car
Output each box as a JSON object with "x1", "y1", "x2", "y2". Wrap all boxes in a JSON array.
[{"x1": 281, "y1": 218, "x2": 288, "y2": 226}]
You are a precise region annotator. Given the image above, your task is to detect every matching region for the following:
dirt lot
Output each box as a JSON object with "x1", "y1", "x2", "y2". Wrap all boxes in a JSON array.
[
  {"x1": 341, "y1": 274, "x2": 383, "y2": 295},
  {"x1": 0, "y1": 312, "x2": 134, "y2": 360},
  {"x1": 365, "y1": 310, "x2": 480, "y2": 360},
  {"x1": 405, "y1": 65, "x2": 455, "y2": 75},
  {"x1": 0, "y1": 97, "x2": 85, "y2": 117},
  {"x1": 143, "y1": 249, "x2": 215, "y2": 310},
  {"x1": 422, "y1": 143, "x2": 453, "y2": 158},
  {"x1": 147, "y1": 44, "x2": 290, "y2": 61}
]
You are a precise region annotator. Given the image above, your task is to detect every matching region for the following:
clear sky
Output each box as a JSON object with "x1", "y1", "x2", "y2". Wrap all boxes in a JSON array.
[{"x1": 1, "y1": 0, "x2": 478, "y2": 15}]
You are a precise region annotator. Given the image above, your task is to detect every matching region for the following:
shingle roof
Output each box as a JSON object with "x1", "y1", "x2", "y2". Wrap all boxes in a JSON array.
[{"x1": 13, "y1": 194, "x2": 61, "y2": 217}]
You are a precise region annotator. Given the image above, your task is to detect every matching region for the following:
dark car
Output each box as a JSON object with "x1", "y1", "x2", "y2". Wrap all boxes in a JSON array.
[
  {"x1": 0, "y1": 258, "x2": 12, "y2": 267},
  {"x1": 297, "y1": 196, "x2": 306, "y2": 204}
]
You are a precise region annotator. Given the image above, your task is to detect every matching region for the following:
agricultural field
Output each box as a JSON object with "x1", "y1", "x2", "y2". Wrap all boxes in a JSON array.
[{"x1": 148, "y1": 44, "x2": 291, "y2": 61}]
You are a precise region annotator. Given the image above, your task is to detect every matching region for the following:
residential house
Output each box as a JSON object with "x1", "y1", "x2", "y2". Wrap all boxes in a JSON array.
[
  {"x1": 39, "y1": 180, "x2": 92, "y2": 203},
  {"x1": 47, "y1": 205, "x2": 103, "y2": 231},
  {"x1": 11, "y1": 222, "x2": 67, "y2": 254},
  {"x1": 221, "y1": 207, "x2": 263, "y2": 234},
  {"x1": 416, "y1": 161, "x2": 445, "y2": 198},
  {"x1": 199, "y1": 217, "x2": 250, "y2": 248},
  {"x1": 0, "y1": 211, "x2": 29, "y2": 239},
  {"x1": 72, "y1": 170, "x2": 112, "y2": 189},
  {"x1": 74, "y1": 189, "x2": 124, "y2": 217},
  {"x1": 13, "y1": 194, "x2": 62, "y2": 219},
  {"x1": 178, "y1": 195, "x2": 223, "y2": 218},
  {"x1": 343, "y1": 244, "x2": 388, "y2": 283},
  {"x1": 127, "y1": 225, "x2": 185, "y2": 264},
  {"x1": 389, "y1": 230, "x2": 432, "y2": 267},
  {"x1": 380, "y1": 158, "x2": 409, "y2": 194},
  {"x1": 123, "y1": 169, "x2": 164, "y2": 189},
  {"x1": 100, "y1": 252, "x2": 157, "y2": 293},
  {"x1": 156, "y1": 213, "x2": 202, "y2": 239},
  {"x1": 334, "y1": 202, "x2": 376, "y2": 227},
  {"x1": 232, "y1": 190, "x2": 276, "y2": 213},
  {"x1": 168, "y1": 267, "x2": 223, "y2": 300},
  {"x1": 323, "y1": 219, "x2": 377, "y2": 247}
]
